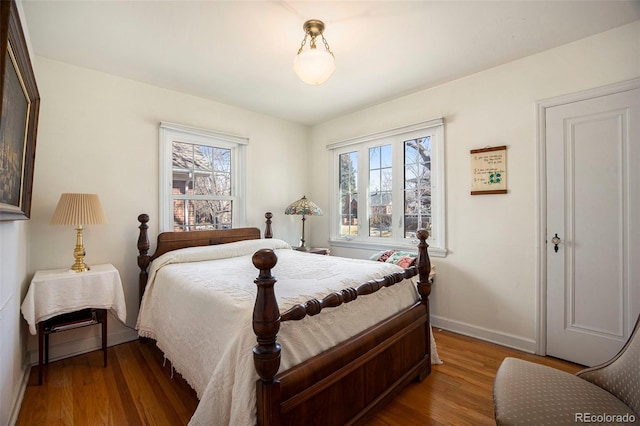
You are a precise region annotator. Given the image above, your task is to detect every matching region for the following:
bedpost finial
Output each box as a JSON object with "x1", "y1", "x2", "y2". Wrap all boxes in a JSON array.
[
  {"x1": 264, "y1": 212, "x2": 273, "y2": 239},
  {"x1": 416, "y1": 229, "x2": 429, "y2": 242},
  {"x1": 138, "y1": 213, "x2": 149, "y2": 224},
  {"x1": 253, "y1": 249, "x2": 278, "y2": 274}
]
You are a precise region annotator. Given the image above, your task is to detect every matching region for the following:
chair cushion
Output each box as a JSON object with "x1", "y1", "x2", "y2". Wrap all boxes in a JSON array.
[{"x1": 494, "y1": 357, "x2": 638, "y2": 425}]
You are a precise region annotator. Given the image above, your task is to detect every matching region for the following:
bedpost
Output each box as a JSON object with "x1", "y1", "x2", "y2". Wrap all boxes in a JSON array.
[
  {"x1": 415, "y1": 229, "x2": 432, "y2": 293},
  {"x1": 137, "y1": 214, "x2": 151, "y2": 305},
  {"x1": 264, "y1": 212, "x2": 273, "y2": 239},
  {"x1": 416, "y1": 229, "x2": 432, "y2": 379},
  {"x1": 252, "y1": 249, "x2": 281, "y2": 426}
]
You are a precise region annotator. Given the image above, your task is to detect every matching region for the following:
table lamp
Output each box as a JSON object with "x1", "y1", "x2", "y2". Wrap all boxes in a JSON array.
[
  {"x1": 50, "y1": 193, "x2": 108, "y2": 272},
  {"x1": 284, "y1": 195, "x2": 323, "y2": 251}
]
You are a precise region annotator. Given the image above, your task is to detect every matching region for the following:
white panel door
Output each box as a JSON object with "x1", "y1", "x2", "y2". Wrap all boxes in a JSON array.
[{"x1": 545, "y1": 87, "x2": 640, "y2": 366}]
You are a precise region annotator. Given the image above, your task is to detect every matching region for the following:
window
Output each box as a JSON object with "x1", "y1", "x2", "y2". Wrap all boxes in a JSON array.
[
  {"x1": 159, "y1": 122, "x2": 248, "y2": 232},
  {"x1": 329, "y1": 119, "x2": 446, "y2": 256}
]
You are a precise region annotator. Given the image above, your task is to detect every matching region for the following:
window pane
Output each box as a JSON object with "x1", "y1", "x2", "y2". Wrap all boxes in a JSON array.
[
  {"x1": 404, "y1": 142, "x2": 418, "y2": 165},
  {"x1": 213, "y1": 172, "x2": 231, "y2": 196},
  {"x1": 381, "y1": 144, "x2": 392, "y2": 168},
  {"x1": 172, "y1": 177, "x2": 191, "y2": 195},
  {"x1": 339, "y1": 151, "x2": 358, "y2": 236},
  {"x1": 381, "y1": 168, "x2": 393, "y2": 191},
  {"x1": 174, "y1": 199, "x2": 233, "y2": 231},
  {"x1": 369, "y1": 145, "x2": 392, "y2": 238},
  {"x1": 369, "y1": 211, "x2": 392, "y2": 237},
  {"x1": 369, "y1": 146, "x2": 381, "y2": 168},
  {"x1": 369, "y1": 170, "x2": 381, "y2": 192},
  {"x1": 193, "y1": 172, "x2": 211, "y2": 195},
  {"x1": 172, "y1": 142, "x2": 194, "y2": 170},
  {"x1": 193, "y1": 200, "x2": 214, "y2": 229},
  {"x1": 185, "y1": 200, "x2": 196, "y2": 229},
  {"x1": 212, "y1": 147, "x2": 231, "y2": 173},
  {"x1": 215, "y1": 200, "x2": 233, "y2": 228},
  {"x1": 172, "y1": 199, "x2": 186, "y2": 231},
  {"x1": 196, "y1": 145, "x2": 214, "y2": 171},
  {"x1": 404, "y1": 137, "x2": 432, "y2": 239},
  {"x1": 194, "y1": 200, "x2": 232, "y2": 230},
  {"x1": 172, "y1": 142, "x2": 194, "y2": 196}
]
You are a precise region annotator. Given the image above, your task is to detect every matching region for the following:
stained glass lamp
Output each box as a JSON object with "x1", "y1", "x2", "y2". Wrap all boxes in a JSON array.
[{"x1": 284, "y1": 195, "x2": 323, "y2": 251}]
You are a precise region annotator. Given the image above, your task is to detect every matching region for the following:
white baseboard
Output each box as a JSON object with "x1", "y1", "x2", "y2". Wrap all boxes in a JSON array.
[
  {"x1": 27, "y1": 327, "x2": 138, "y2": 365},
  {"x1": 431, "y1": 315, "x2": 537, "y2": 354},
  {"x1": 7, "y1": 352, "x2": 31, "y2": 426}
]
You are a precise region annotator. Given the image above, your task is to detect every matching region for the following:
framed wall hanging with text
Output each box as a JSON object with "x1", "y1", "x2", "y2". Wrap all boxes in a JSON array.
[{"x1": 470, "y1": 146, "x2": 507, "y2": 195}]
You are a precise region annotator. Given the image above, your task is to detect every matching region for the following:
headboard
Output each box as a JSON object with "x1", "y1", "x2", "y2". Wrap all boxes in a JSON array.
[{"x1": 136, "y1": 211, "x2": 273, "y2": 303}]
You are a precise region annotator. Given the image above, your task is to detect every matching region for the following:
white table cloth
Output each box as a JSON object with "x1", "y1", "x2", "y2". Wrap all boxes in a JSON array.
[{"x1": 21, "y1": 263, "x2": 127, "y2": 335}]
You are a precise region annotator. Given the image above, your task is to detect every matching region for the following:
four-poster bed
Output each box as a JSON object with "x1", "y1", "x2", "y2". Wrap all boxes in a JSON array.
[{"x1": 135, "y1": 212, "x2": 433, "y2": 425}]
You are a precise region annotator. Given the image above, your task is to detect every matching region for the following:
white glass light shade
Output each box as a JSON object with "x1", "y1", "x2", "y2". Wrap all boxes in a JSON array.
[{"x1": 293, "y1": 49, "x2": 335, "y2": 85}]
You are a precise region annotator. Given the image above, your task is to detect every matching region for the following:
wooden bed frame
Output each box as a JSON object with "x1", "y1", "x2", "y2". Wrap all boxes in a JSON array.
[{"x1": 136, "y1": 212, "x2": 432, "y2": 426}]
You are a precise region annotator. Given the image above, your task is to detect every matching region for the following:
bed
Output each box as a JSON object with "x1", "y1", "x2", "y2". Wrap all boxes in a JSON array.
[{"x1": 135, "y1": 212, "x2": 433, "y2": 426}]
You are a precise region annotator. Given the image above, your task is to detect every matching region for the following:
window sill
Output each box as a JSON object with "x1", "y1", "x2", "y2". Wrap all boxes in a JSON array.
[{"x1": 328, "y1": 239, "x2": 447, "y2": 258}]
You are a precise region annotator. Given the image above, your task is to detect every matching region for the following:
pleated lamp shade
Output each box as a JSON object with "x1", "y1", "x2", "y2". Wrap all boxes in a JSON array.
[
  {"x1": 50, "y1": 193, "x2": 108, "y2": 226},
  {"x1": 50, "y1": 193, "x2": 107, "y2": 272}
]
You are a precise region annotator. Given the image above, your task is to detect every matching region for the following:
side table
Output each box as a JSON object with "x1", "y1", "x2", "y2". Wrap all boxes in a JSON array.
[
  {"x1": 21, "y1": 264, "x2": 127, "y2": 385},
  {"x1": 307, "y1": 247, "x2": 330, "y2": 255}
]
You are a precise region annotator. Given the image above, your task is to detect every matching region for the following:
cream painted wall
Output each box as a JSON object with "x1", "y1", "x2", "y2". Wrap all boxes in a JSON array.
[
  {"x1": 1, "y1": 3, "x2": 37, "y2": 425},
  {"x1": 0, "y1": 221, "x2": 29, "y2": 426},
  {"x1": 308, "y1": 21, "x2": 640, "y2": 351},
  {"x1": 26, "y1": 57, "x2": 310, "y2": 358}
]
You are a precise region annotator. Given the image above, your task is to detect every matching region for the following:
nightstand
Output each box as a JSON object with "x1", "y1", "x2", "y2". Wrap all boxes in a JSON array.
[
  {"x1": 307, "y1": 247, "x2": 330, "y2": 255},
  {"x1": 21, "y1": 264, "x2": 127, "y2": 385}
]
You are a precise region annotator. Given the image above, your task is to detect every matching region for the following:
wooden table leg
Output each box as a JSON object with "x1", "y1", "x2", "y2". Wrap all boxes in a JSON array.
[
  {"x1": 38, "y1": 323, "x2": 44, "y2": 385},
  {"x1": 100, "y1": 309, "x2": 107, "y2": 367}
]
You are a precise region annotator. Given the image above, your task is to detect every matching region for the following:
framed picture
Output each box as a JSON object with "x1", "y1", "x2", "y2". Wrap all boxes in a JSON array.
[
  {"x1": 0, "y1": 0, "x2": 40, "y2": 220},
  {"x1": 470, "y1": 145, "x2": 507, "y2": 195}
]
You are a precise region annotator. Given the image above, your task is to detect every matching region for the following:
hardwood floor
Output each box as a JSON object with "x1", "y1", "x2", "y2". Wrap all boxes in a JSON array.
[
  {"x1": 16, "y1": 329, "x2": 582, "y2": 425},
  {"x1": 365, "y1": 329, "x2": 581, "y2": 426}
]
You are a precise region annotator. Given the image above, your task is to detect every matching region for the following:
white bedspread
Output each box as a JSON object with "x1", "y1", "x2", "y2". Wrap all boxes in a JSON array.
[{"x1": 136, "y1": 239, "x2": 437, "y2": 426}]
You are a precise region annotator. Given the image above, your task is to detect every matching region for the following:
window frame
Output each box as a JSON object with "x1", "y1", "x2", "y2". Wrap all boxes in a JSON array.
[
  {"x1": 159, "y1": 121, "x2": 248, "y2": 232},
  {"x1": 328, "y1": 118, "x2": 446, "y2": 257}
]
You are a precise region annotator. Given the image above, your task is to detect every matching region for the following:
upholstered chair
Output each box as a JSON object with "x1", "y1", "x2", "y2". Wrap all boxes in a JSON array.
[{"x1": 493, "y1": 314, "x2": 640, "y2": 425}]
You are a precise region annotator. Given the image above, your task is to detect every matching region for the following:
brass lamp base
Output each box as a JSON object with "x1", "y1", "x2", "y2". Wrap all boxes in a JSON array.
[
  {"x1": 70, "y1": 225, "x2": 90, "y2": 272},
  {"x1": 70, "y1": 260, "x2": 90, "y2": 273}
]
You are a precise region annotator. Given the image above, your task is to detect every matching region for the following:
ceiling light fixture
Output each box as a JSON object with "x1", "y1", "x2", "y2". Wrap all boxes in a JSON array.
[{"x1": 293, "y1": 19, "x2": 335, "y2": 85}]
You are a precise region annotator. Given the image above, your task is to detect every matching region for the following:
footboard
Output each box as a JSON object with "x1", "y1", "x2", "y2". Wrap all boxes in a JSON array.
[{"x1": 252, "y1": 230, "x2": 432, "y2": 425}]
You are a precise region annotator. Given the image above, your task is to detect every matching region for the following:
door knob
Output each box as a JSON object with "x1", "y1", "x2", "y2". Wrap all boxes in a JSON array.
[{"x1": 551, "y1": 233, "x2": 561, "y2": 253}]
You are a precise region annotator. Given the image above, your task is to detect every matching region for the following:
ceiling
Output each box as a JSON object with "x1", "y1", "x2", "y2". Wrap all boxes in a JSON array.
[{"x1": 21, "y1": 1, "x2": 640, "y2": 126}]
